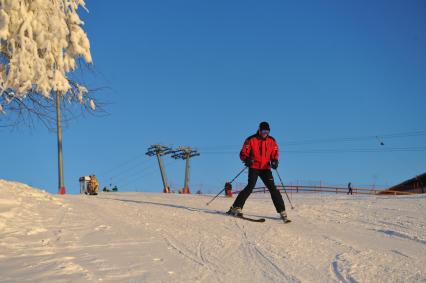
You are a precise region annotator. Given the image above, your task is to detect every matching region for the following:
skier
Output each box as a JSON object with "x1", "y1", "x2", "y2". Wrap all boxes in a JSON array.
[
  {"x1": 227, "y1": 122, "x2": 290, "y2": 223},
  {"x1": 347, "y1": 182, "x2": 353, "y2": 195}
]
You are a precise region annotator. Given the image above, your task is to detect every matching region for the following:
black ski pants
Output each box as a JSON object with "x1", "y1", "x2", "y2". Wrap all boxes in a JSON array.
[{"x1": 232, "y1": 168, "x2": 286, "y2": 213}]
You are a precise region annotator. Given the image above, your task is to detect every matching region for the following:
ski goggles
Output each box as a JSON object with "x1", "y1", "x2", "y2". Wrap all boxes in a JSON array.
[{"x1": 260, "y1": 129, "x2": 270, "y2": 135}]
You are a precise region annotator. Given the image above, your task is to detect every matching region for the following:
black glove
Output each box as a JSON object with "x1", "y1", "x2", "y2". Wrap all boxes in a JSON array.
[
  {"x1": 244, "y1": 157, "x2": 254, "y2": 167},
  {"x1": 270, "y1": 160, "x2": 279, "y2": 169}
]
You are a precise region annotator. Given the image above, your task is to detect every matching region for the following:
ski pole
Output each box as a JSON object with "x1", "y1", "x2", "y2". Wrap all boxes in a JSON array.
[
  {"x1": 274, "y1": 169, "x2": 295, "y2": 210},
  {"x1": 206, "y1": 167, "x2": 247, "y2": 206}
]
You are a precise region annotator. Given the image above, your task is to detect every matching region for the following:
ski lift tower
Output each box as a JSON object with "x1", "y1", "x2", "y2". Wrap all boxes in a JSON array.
[
  {"x1": 171, "y1": 146, "x2": 200, "y2": 194},
  {"x1": 146, "y1": 144, "x2": 174, "y2": 193}
]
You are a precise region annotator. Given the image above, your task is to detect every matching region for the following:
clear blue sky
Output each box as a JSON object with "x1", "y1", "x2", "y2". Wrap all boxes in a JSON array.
[{"x1": 1, "y1": 0, "x2": 425, "y2": 194}]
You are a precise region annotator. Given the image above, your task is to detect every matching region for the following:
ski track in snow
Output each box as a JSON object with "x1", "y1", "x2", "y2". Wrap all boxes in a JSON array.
[{"x1": 0, "y1": 179, "x2": 426, "y2": 282}]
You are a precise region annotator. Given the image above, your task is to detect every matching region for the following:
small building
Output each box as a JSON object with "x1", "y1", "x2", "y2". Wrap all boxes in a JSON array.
[
  {"x1": 79, "y1": 176, "x2": 91, "y2": 194},
  {"x1": 381, "y1": 172, "x2": 426, "y2": 194}
]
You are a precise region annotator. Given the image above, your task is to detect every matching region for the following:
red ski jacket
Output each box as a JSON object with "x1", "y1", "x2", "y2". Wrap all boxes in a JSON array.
[{"x1": 240, "y1": 133, "x2": 279, "y2": 170}]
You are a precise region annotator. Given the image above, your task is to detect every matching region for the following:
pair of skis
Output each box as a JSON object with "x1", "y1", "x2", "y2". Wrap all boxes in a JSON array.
[
  {"x1": 208, "y1": 167, "x2": 293, "y2": 224},
  {"x1": 226, "y1": 212, "x2": 291, "y2": 224}
]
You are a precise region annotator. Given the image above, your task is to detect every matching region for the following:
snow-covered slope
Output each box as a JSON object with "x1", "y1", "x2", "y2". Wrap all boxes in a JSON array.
[{"x1": 0, "y1": 179, "x2": 425, "y2": 282}]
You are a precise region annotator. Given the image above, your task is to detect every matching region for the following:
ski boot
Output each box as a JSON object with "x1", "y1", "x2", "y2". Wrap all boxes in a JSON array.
[
  {"x1": 226, "y1": 206, "x2": 243, "y2": 217},
  {"x1": 279, "y1": 210, "x2": 291, "y2": 223}
]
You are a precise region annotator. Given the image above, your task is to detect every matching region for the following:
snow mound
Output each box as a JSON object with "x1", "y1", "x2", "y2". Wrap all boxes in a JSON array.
[
  {"x1": 0, "y1": 181, "x2": 425, "y2": 282},
  {"x1": 0, "y1": 179, "x2": 64, "y2": 235}
]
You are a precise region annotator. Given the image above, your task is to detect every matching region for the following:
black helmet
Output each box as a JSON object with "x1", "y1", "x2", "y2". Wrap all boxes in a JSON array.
[{"x1": 259, "y1": 121, "x2": 270, "y2": 131}]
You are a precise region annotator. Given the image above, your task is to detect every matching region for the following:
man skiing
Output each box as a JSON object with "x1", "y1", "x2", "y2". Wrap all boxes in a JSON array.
[{"x1": 227, "y1": 122, "x2": 290, "y2": 223}]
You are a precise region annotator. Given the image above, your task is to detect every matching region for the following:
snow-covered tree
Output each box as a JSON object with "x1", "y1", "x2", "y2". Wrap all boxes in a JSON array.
[{"x1": 0, "y1": 0, "x2": 95, "y2": 126}]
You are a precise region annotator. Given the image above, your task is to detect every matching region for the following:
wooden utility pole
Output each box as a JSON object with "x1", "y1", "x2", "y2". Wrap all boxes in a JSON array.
[{"x1": 56, "y1": 92, "x2": 65, "y2": 194}]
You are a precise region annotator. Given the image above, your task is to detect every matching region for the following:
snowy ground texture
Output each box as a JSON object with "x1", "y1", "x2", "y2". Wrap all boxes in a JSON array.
[{"x1": 0, "y1": 179, "x2": 425, "y2": 283}]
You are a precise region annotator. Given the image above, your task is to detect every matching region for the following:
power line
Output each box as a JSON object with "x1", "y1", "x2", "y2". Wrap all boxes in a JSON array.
[
  {"x1": 202, "y1": 146, "x2": 426, "y2": 155},
  {"x1": 120, "y1": 159, "x2": 178, "y2": 189},
  {"x1": 196, "y1": 129, "x2": 426, "y2": 150},
  {"x1": 285, "y1": 130, "x2": 426, "y2": 146},
  {"x1": 100, "y1": 129, "x2": 426, "y2": 180},
  {"x1": 97, "y1": 129, "x2": 426, "y2": 191},
  {"x1": 120, "y1": 165, "x2": 160, "y2": 188},
  {"x1": 111, "y1": 161, "x2": 156, "y2": 182},
  {"x1": 99, "y1": 151, "x2": 148, "y2": 176}
]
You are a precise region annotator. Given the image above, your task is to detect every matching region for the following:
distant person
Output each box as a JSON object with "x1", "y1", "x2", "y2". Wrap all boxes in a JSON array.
[
  {"x1": 89, "y1": 175, "x2": 99, "y2": 195},
  {"x1": 347, "y1": 182, "x2": 353, "y2": 195},
  {"x1": 224, "y1": 182, "x2": 233, "y2": 197},
  {"x1": 227, "y1": 121, "x2": 290, "y2": 223}
]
